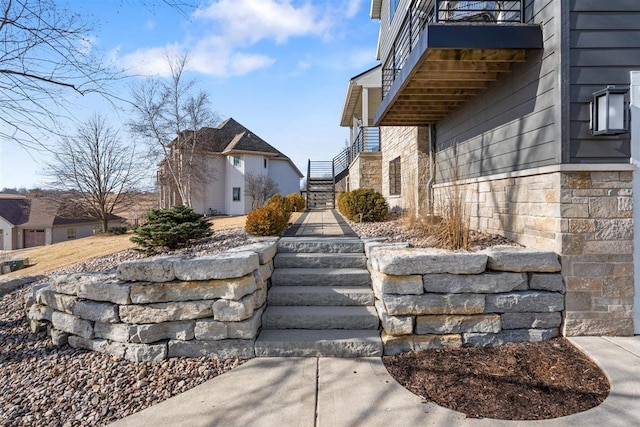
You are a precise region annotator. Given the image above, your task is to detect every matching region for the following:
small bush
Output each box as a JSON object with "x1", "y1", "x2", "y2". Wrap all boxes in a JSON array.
[
  {"x1": 286, "y1": 193, "x2": 305, "y2": 212},
  {"x1": 245, "y1": 205, "x2": 288, "y2": 236},
  {"x1": 108, "y1": 226, "x2": 128, "y2": 235},
  {"x1": 130, "y1": 205, "x2": 212, "y2": 254},
  {"x1": 337, "y1": 191, "x2": 351, "y2": 217},
  {"x1": 338, "y1": 189, "x2": 388, "y2": 222},
  {"x1": 266, "y1": 194, "x2": 292, "y2": 223}
]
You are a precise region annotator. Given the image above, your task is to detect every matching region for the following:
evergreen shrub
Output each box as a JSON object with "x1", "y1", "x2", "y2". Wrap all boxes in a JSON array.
[
  {"x1": 130, "y1": 205, "x2": 212, "y2": 254},
  {"x1": 338, "y1": 189, "x2": 388, "y2": 222}
]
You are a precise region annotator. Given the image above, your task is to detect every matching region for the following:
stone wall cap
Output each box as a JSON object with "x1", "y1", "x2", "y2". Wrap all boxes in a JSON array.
[
  {"x1": 174, "y1": 251, "x2": 260, "y2": 281},
  {"x1": 483, "y1": 245, "x2": 561, "y2": 272},
  {"x1": 371, "y1": 247, "x2": 487, "y2": 275}
]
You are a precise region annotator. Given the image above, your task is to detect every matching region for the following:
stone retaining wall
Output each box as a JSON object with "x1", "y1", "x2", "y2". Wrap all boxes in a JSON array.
[
  {"x1": 365, "y1": 242, "x2": 565, "y2": 355},
  {"x1": 25, "y1": 240, "x2": 277, "y2": 362}
]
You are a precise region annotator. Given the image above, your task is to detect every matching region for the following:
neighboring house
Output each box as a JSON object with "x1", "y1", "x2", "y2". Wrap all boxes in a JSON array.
[
  {"x1": 337, "y1": 1, "x2": 639, "y2": 336},
  {"x1": 0, "y1": 194, "x2": 124, "y2": 250},
  {"x1": 337, "y1": 65, "x2": 383, "y2": 193},
  {"x1": 158, "y1": 118, "x2": 303, "y2": 216}
]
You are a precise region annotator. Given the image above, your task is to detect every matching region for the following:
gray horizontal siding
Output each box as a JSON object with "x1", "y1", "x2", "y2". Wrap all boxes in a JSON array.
[
  {"x1": 568, "y1": 0, "x2": 637, "y2": 163},
  {"x1": 436, "y1": 0, "x2": 558, "y2": 181}
]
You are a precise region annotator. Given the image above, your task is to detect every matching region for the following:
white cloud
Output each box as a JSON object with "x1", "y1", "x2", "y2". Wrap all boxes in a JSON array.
[
  {"x1": 345, "y1": 0, "x2": 363, "y2": 19},
  {"x1": 118, "y1": 0, "x2": 365, "y2": 78},
  {"x1": 193, "y1": 0, "x2": 330, "y2": 45}
]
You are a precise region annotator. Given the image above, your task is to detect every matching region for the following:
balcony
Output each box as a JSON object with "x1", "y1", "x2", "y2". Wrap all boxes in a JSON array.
[
  {"x1": 334, "y1": 127, "x2": 380, "y2": 182},
  {"x1": 375, "y1": 0, "x2": 542, "y2": 126}
]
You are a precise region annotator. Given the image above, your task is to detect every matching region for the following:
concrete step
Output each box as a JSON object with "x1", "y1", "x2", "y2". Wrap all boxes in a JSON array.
[
  {"x1": 274, "y1": 253, "x2": 367, "y2": 269},
  {"x1": 262, "y1": 306, "x2": 379, "y2": 330},
  {"x1": 277, "y1": 237, "x2": 363, "y2": 254},
  {"x1": 255, "y1": 329, "x2": 383, "y2": 357},
  {"x1": 267, "y1": 286, "x2": 374, "y2": 307},
  {"x1": 271, "y1": 268, "x2": 370, "y2": 287}
]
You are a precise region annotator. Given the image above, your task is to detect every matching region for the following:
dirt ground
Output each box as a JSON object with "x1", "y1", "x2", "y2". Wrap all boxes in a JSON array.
[{"x1": 383, "y1": 338, "x2": 610, "y2": 420}]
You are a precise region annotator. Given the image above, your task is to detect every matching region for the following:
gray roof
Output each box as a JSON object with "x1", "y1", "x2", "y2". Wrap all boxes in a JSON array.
[
  {"x1": 184, "y1": 118, "x2": 287, "y2": 157},
  {"x1": 0, "y1": 196, "x2": 29, "y2": 225},
  {"x1": 0, "y1": 194, "x2": 122, "y2": 227}
]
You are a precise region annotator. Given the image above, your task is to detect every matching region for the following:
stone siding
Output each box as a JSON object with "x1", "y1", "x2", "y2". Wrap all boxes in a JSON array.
[
  {"x1": 25, "y1": 240, "x2": 277, "y2": 362},
  {"x1": 433, "y1": 167, "x2": 634, "y2": 336},
  {"x1": 348, "y1": 152, "x2": 382, "y2": 193},
  {"x1": 365, "y1": 241, "x2": 565, "y2": 355},
  {"x1": 380, "y1": 126, "x2": 429, "y2": 214}
]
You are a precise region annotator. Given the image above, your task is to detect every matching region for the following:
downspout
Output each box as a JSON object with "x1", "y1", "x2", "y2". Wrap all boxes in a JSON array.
[{"x1": 426, "y1": 124, "x2": 436, "y2": 218}]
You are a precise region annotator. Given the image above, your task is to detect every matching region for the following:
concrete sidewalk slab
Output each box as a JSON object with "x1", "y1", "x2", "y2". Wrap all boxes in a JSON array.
[
  {"x1": 317, "y1": 357, "x2": 464, "y2": 427},
  {"x1": 108, "y1": 358, "x2": 317, "y2": 427}
]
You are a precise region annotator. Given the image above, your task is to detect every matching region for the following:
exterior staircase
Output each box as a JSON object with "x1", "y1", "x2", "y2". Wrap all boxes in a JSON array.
[
  {"x1": 255, "y1": 237, "x2": 383, "y2": 357},
  {"x1": 305, "y1": 161, "x2": 335, "y2": 210}
]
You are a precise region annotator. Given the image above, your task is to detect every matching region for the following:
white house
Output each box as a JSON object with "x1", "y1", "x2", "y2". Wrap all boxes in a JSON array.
[{"x1": 158, "y1": 118, "x2": 303, "y2": 216}]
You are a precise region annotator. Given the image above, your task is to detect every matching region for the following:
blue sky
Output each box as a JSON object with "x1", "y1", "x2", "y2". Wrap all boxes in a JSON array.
[{"x1": 0, "y1": 0, "x2": 380, "y2": 189}]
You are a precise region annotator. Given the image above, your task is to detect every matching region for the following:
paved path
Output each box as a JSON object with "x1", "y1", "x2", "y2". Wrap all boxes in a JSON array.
[
  {"x1": 109, "y1": 210, "x2": 640, "y2": 426},
  {"x1": 284, "y1": 209, "x2": 357, "y2": 237}
]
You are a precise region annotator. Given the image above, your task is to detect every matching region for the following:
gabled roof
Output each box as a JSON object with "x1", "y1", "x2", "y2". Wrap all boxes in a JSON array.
[
  {"x1": 172, "y1": 118, "x2": 303, "y2": 177},
  {"x1": 188, "y1": 118, "x2": 286, "y2": 157},
  {"x1": 0, "y1": 196, "x2": 29, "y2": 225}
]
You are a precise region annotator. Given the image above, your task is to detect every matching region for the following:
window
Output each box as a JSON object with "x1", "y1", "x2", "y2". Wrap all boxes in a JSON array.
[
  {"x1": 263, "y1": 158, "x2": 268, "y2": 169},
  {"x1": 233, "y1": 156, "x2": 241, "y2": 167},
  {"x1": 232, "y1": 187, "x2": 241, "y2": 201},
  {"x1": 389, "y1": 157, "x2": 401, "y2": 196},
  {"x1": 67, "y1": 228, "x2": 76, "y2": 239},
  {"x1": 390, "y1": 0, "x2": 401, "y2": 21}
]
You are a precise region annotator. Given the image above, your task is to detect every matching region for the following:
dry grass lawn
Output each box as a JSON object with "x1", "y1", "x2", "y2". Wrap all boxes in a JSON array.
[{"x1": 3, "y1": 213, "x2": 302, "y2": 277}]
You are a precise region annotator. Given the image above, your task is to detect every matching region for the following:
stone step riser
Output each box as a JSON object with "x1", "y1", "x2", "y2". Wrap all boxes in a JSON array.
[
  {"x1": 277, "y1": 239, "x2": 364, "y2": 254},
  {"x1": 267, "y1": 286, "x2": 374, "y2": 307},
  {"x1": 274, "y1": 254, "x2": 367, "y2": 269},
  {"x1": 262, "y1": 316, "x2": 379, "y2": 330},
  {"x1": 255, "y1": 330, "x2": 383, "y2": 358},
  {"x1": 271, "y1": 269, "x2": 371, "y2": 287}
]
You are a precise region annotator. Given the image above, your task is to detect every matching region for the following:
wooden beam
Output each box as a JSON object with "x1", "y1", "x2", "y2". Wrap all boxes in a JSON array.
[
  {"x1": 416, "y1": 61, "x2": 513, "y2": 73},
  {"x1": 425, "y1": 49, "x2": 527, "y2": 62},
  {"x1": 412, "y1": 71, "x2": 499, "y2": 81}
]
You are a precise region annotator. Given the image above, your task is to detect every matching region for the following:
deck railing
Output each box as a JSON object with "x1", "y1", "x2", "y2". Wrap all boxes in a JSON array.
[
  {"x1": 382, "y1": 0, "x2": 525, "y2": 97},
  {"x1": 333, "y1": 127, "x2": 380, "y2": 182}
]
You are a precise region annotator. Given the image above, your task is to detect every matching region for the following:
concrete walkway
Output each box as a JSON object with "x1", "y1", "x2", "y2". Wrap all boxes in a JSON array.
[
  {"x1": 109, "y1": 336, "x2": 640, "y2": 427},
  {"x1": 109, "y1": 211, "x2": 640, "y2": 426},
  {"x1": 284, "y1": 209, "x2": 357, "y2": 237}
]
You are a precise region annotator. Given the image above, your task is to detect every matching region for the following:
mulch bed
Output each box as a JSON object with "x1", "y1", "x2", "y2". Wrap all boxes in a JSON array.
[{"x1": 383, "y1": 338, "x2": 610, "y2": 420}]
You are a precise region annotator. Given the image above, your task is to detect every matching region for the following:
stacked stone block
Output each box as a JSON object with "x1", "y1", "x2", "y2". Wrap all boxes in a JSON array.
[
  {"x1": 25, "y1": 240, "x2": 277, "y2": 362},
  {"x1": 366, "y1": 242, "x2": 565, "y2": 355}
]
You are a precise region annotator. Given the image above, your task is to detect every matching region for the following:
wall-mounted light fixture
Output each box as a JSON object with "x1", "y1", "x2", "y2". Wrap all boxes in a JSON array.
[{"x1": 591, "y1": 86, "x2": 629, "y2": 135}]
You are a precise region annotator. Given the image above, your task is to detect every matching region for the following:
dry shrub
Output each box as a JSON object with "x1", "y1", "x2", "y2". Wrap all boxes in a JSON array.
[
  {"x1": 338, "y1": 189, "x2": 388, "y2": 222},
  {"x1": 285, "y1": 193, "x2": 305, "y2": 212},
  {"x1": 430, "y1": 182, "x2": 470, "y2": 250},
  {"x1": 401, "y1": 152, "x2": 469, "y2": 250},
  {"x1": 245, "y1": 205, "x2": 288, "y2": 236}
]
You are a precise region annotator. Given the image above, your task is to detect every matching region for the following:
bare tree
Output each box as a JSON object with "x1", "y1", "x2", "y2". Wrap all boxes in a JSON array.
[
  {"x1": 0, "y1": 0, "x2": 125, "y2": 148},
  {"x1": 46, "y1": 114, "x2": 144, "y2": 232},
  {"x1": 245, "y1": 173, "x2": 280, "y2": 209},
  {"x1": 0, "y1": 0, "x2": 198, "y2": 149},
  {"x1": 129, "y1": 54, "x2": 220, "y2": 208}
]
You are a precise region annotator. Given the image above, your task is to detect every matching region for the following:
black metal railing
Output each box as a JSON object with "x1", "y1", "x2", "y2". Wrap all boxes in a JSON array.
[
  {"x1": 306, "y1": 160, "x2": 336, "y2": 209},
  {"x1": 382, "y1": 0, "x2": 524, "y2": 97},
  {"x1": 333, "y1": 127, "x2": 380, "y2": 182}
]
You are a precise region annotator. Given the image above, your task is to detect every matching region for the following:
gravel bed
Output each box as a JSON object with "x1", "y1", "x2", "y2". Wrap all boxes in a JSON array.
[
  {"x1": 344, "y1": 214, "x2": 517, "y2": 250},
  {"x1": 1, "y1": 228, "x2": 253, "y2": 427}
]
